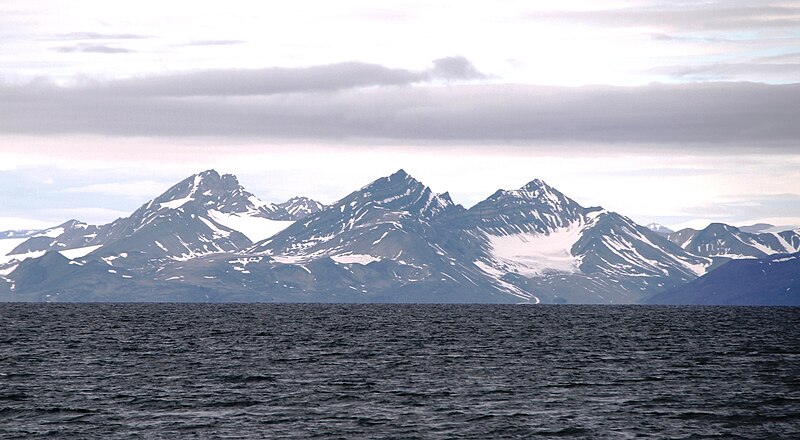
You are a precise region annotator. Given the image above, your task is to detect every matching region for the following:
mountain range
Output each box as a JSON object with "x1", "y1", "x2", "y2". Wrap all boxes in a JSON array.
[{"x1": 1, "y1": 170, "x2": 798, "y2": 304}]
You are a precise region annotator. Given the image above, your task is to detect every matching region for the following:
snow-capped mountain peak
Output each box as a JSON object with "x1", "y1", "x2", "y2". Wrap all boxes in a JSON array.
[
  {"x1": 151, "y1": 169, "x2": 257, "y2": 214},
  {"x1": 250, "y1": 170, "x2": 456, "y2": 255},
  {"x1": 2, "y1": 170, "x2": 324, "y2": 265},
  {"x1": 646, "y1": 223, "x2": 674, "y2": 236},
  {"x1": 274, "y1": 197, "x2": 325, "y2": 219},
  {"x1": 351, "y1": 169, "x2": 455, "y2": 220},
  {"x1": 519, "y1": 178, "x2": 579, "y2": 211},
  {"x1": 95, "y1": 170, "x2": 324, "y2": 260},
  {"x1": 520, "y1": 177, "x2": 552, "y2": 193},
  {"x1": 145, "y1": 170, "x2": 322, "y2": 222},
  {"x1": 459, "y1": 178, "x2": 586, "y2": 235}
]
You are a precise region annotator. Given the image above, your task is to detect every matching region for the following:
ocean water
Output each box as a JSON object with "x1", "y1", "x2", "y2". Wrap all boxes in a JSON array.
[{"x1": 1, "y1": 304, "x2": 799, "y2": 438}]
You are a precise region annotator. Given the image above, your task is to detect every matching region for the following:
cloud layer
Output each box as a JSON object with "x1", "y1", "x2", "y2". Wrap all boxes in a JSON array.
[
  {"x1": 52, "y1": 44, "x2": 135, "y2": 54},
  {"x1": 534, "y1": 4, "x2": 800, "y2": 32},
  {"x1": 44, "y1": 57, "x2": 484, "y2": 96},
  {"x1": 1, "y1": 62, "x2": 797, "y2": 150}
]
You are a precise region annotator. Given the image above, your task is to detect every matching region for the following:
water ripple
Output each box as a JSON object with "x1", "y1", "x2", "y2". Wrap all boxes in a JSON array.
[{"x1": 1, "y1": 303, "x2": 799, "y2": 438}]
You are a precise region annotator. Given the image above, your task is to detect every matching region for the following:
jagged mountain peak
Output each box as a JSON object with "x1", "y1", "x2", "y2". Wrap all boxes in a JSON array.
[
  {"x1": 519, "y1": 178, "x2": 569, "y2": 202},
  {"x1": 178, "y1": 169, "x2": 228, "y2": 189},
  {"x1": 197, "y1": 169, "x2": 239, "y2": 184},
  {"x1": 282, "y1": 196, "x2": 314, "y2": 203},
  {"x1": 389, "y1": 168, "x2": 410, "y2": 180},
  {"x1": 350, "y1": 169, "x2": 416, "y2": 196},
  {"x1": 148, "y1": 170, "x2": 324, "y2": 221},
  {"x1": 249, "y1": 170, "x2": 456, "y2": 257},
  {"x1": 484, "y1": 178, "x2": 574, "y2": 208},
  {"x1": 275, "y1": 196, "x2": 325, "y2": 216},
  {"x1": 646, "y1": 223, "x2": 674, "y2": 235},
  {"x1": 134, "y1": 170, "x2": 285, "y2": 222},
  {"x1": 350, "y1": 170, "x2": 454, "y2": 219},
  {"x1": 438, "y1": 191, "x2": 455, "y2": 206},
  {"x1": 464, "y1": 179, "x2": 586, "y2": 235},
  {"x1": 363, "y1": 168, "x2": 419, "y2": 190},
  {"x1": 155, "y1": 170, "x2": 243, "y2": 205},
  {"x1": 197, "y1": 168, "x2": 220, "y2": 179},
  {"x1": 521, "y1": 177, "x2": 550, "y2": 191}
]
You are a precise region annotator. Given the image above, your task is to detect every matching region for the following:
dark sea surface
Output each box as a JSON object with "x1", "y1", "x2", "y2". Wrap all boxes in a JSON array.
[{"x1": 1, "y1": 304, "x2": 799, "y2": 439}]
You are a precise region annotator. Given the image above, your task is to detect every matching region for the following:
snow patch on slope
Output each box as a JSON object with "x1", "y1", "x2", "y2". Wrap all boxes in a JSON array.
[
  {"x1": 39, "y1": 227, "x2": 65, "y2": 238},
  {"x1": 331, "y1": 253, "x2": 382, "y2": 265},
  {"x1": 0, "y1": 242, "x2": 103, "y2": 275},
  {"x1": 208, "y1": 210, "x2": 294, "y2": 242},
  {"x1": 159, "y1": 196, "x2": 194, "y2": 210},
  {"x1": 773, "y1": 255, "x2": 799, "y2": 263},
  {"x1": 0, "y1": 238, "x2": 28, "y2": 264},
  {"x1": 60, "y1": 245, "x2": 103, "y2": 259},
  {"x1": 0, "y1": 267, "x2": 16, "y2": 276}
]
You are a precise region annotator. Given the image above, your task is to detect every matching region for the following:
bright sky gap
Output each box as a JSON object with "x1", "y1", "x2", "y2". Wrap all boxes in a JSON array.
[{"x1": 1, "y1": 1, "x2": 799, "y2": 231}]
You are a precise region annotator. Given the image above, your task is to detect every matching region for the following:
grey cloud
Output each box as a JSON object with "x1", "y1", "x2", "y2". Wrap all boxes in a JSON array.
[
  {"x1": 679, "y1": 194, "x2": 800, "y2": 222},
  {"x1": 531, "y1": 5, "x2": 800, "y2": 32},
  {"x1": 0, "y1": 70, "x2": 798, "y2": 150},
  {"x1": 429, "y1": 57, "x2": 487, "y2": 80},
  {"x1": 52, "y1": 32, "x2": 149, "y2": 40},
  {"x1": 757, "y1": 52, "x2": 800, "y2": 63},
  {"x1": 584, "y1": 167, "x2": 717, "y2": 179},
  {"x1": 652, "y1": 62, "x2": 800, "y2": 81},
  {"x1": 74, "y1": 57, "x2": 485, "y2": 96},
  {"x1": 185, "y1": 39, "x2": 245, "y2": 46},
  {"x1": 100, "y1": 63, "x2": 422, "y2": 96},
  {"x1": 648, "y1": 33, "x2": 729, "y2": 43},
  {"x1": 52, "y1": 44, "x2": 135, "y2": 54}
]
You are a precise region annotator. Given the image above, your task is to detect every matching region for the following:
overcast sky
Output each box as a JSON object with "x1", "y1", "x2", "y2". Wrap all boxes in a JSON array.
[{"x1": 1, "y1": 0, "x2": 799, "y2": 231}]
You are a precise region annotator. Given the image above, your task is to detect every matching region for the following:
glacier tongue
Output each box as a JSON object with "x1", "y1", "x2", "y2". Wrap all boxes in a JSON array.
[{"x1": 484, "y1": 226, "x2": 584, "y2": 277}]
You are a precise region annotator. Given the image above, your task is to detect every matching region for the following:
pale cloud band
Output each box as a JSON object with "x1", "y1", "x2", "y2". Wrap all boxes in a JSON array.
[
  {"x1": 531, "y1": 4, "x2": 800, "y2": 32},
  {"x1": 1, "y1": 64, "x2": 797, "y2": 150}
]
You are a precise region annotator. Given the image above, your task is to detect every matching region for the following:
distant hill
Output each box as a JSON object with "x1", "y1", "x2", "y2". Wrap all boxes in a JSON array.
[{"x1": 645, "y1": 252, "x2": 800, "y2": 306}]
